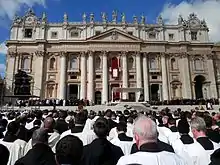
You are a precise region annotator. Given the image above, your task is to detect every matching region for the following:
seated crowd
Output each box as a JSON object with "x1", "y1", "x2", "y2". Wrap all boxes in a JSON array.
[{"x1": 0, "y1": 108, "x2": 219, "y2": 165}]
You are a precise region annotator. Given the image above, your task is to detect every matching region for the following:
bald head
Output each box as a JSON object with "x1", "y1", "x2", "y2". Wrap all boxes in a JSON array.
[
  {"x1": 44, "y1": 117, "x2": 55, "y2": 130},
  {"x1": 133, "y1": 115, "x2": 157, "y2": 148}
]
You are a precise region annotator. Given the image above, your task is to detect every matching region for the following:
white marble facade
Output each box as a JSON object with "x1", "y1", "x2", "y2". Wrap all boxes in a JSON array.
[{"x1": 5, "y1": 9, "x2": 220, "y2": 104}]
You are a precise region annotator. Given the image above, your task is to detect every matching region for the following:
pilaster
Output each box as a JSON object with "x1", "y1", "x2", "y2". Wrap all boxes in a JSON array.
[{"x1": 206, "y1": 54, "x2": 218, "y2": 98}]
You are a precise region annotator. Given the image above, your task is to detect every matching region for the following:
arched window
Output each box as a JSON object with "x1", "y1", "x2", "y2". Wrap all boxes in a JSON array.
[
  {"x1": 194, "y1": 58, "x2": 203, "y2": 70},
  {"x1": 171, "y1": 58, "x2": 177, "y2": 70},
  {"x1": 95, "y1": 57, "x2": 101, "y2": 69},
  {"x1": 70, "y1": 56, "x2": 78, "y2": 70},
  {"x1": 128, "y1": 57, "x2": 134, "y2": 70},
  {"x1": 49, "y1": 57, "x2": 56, "y2": 70},
  {"x1": 22, "y1": 57, "x2": 30, "y2": 71},
  {"x1": 150, "y1": 58, "x2": 157, "y2": 69}
]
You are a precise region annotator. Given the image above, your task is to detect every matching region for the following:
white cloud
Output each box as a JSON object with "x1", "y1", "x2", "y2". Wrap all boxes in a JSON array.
[
  {"x1": 0, "y1": 63, "x2": 5, "y2": 77},
  {"x1": 0, "y1": 42, "x2": 7, "y2": 54},
  {"x1": 0, "y1": 0, "x2": 46, "y2": 19},
  {"x1": 160, "y1": 0, "x2": 220, "y2": 42}
]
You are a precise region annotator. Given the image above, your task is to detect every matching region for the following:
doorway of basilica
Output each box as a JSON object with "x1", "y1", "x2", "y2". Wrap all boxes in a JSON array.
[
  {"x1": 194, "y1": 75, "x2": 206, "y2": 99},
  {"x1": 95, "y1": 91, "x2": 101, "y2": 105},
  {"x1": 68, "y1": 84, "x2": 78, "y2": 100},
  {"x1": 150, "y1": 84, "x2": 159, "y2": 101}
]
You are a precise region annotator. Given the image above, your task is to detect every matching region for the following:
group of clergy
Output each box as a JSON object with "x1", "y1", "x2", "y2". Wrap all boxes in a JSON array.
[{"x1": 0, "y1": 108, "x2": 219, "y2": 165}]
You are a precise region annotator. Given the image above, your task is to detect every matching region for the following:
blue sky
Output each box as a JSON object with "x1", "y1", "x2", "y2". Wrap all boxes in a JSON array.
[{"x1": 0, "y1": 0, "x2": 220, "y2": 77}]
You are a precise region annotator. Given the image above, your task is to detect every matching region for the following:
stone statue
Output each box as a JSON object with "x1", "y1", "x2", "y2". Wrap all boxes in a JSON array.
[
  {"x1": 112, "y1": 10, "x2": 117, "y2": 23},
  {"x1": 90, "y1": 13, "x2": 94, "y2": 23},
  {"x1": 26, "y1": 8, "x2": 34, "y2": 16},
  {"x1": 141, "y1": 15, "x2": 146, "y2": 24},
  {"x1": 157, "y1": 15, "x2": 163, "y2": 25},
  {"x1": 133, "y1": 15, "x2": 138, "y2": 24},
  {"x1": 82, "y1": 13, "x2": 87, "y2": 23},
  {"x1": 101, "y1": 12, "x2": 107, "y2": 23},
  {"x1": 42, "y1": 12, "x2": 47, "y2": 22},
  {"x1": 121, "y1": 13, "x2": 126, "y2": 23},
  {"x1": 63, "y1": 13, "x2": 68, "y2": 22},
  {"x1": 178, "y1": 15, "x2": 183, "y2": 25},
  {"x1": 13, "y1": 14, "x2": 20, "y2": 23}
]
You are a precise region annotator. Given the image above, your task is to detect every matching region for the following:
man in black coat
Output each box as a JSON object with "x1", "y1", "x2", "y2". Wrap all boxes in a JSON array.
[
  {"x1": 81, "y1": 117, "x2": 124, "y2": 165},
  {"x1": 105, "y1": 109, "x2": 117, "y2": 131},
  {"x1": 55, "y1": 111, "x2": 68, "y2": 134},
  {"x1": 117, "y1": 122, "x2": 133, "y2": 141},
  {"x1": 15, "y1": 128, "x2": 56, "y2": 165}
]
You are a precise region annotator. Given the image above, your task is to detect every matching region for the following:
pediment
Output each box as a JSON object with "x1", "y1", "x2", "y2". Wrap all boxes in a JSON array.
[{"x1": 87, "y1": 28, "x2": 142, "y2": 42}]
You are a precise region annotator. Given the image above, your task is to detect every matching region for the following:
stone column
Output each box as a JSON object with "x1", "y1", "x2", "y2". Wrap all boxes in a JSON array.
[
  {"x1": 102, "y1": 51, "x2": 108, "y2": 104},
  {"x1": 143, "y1": 53, "x2": 149, "y2": 101},
  {"x1": 180, "y1": 53, "x2": 192, "y2": 99},
  {"x1": 87, "y1": 51, "x2": 94, "y2": 103},
  {"x1": 207, "y1": 54, "x2": 218, "y2": 98},
  {"x1": 80, "y1": 52, "x2": 87, "y2": 99},
  {"x1": 59, "y1": 52, "x2": 67, "y2": 100},
  {"x1": 136, "y1": 52, "x2": 142, "y2": 102},
  {"x1": 161, "y1": 53, "x2": 169, "y2": 101},
  {"x1": 33, "y1": 51, "x2": 44, "y2": 98},
  {"x1": 122, "y1": 52, "x2": 128, "y2": 100}
]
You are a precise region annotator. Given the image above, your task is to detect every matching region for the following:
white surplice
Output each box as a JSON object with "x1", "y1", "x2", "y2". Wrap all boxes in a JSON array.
[
  {"x1": 117, "y1": 151, "x2": 187, "y2": 165},
  {"x1": 0, "y1": 139, "x2": 25, "y2": 165},
  {"x1": 170, "y1": 138, "x2": 210, "y2": 165},
  {"x1": 110, "y1": 137, "x2": 133, "y2": 155}
]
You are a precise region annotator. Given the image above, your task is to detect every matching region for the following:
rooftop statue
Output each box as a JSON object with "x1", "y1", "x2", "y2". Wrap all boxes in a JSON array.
[
  {"x1": 90, "y1": 13, "x2": 94, "y2": 23},
  {"x1": 178, "y1": 15, "x2": 184, "y2": 25},
  {"x1": 42, "y1": 12, "x2": 47, "y2": 22},
  {"x1": 112, "y1": 10, "x2": 117, "y2": 23},
  {"x1": 63, "y1": 13, "x2": 68, "y2": 22},
  {"x1": 133, "y1": 15, "x2": 138, "y2": 24},
  {"x1": 101, "y1": 12, "x2": 107, "y2": 23},
  {"x1": 141, "y1": 15, "x2": 146, "y2": 24},
  {"x1": 82, "y1": 13, "x2": 87, "y2": 23},
  {"x1": 121, "y1": 13, "x2": 126, "y2": 23},
  {"x1": 157, "y1": 15, "x2": 163, "y2": 25}
]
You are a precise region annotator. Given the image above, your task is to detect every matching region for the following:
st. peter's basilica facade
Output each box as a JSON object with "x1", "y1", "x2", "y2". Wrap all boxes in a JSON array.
[{"x1": 5, "y1": 9, "x2": 220, "y2": 104}]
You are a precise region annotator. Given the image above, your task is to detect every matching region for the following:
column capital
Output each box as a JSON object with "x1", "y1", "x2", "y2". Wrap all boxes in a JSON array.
[
  {"x1": 179, "y1": 52, "x2": 188, "y2": 58},
  {"x1": 120, "y1": 51, "x2": 128, "y2": 56},
  {"x1": 35, "y1": 51, "x2": 44, "y2": 57},
  {"x1": 206, "y1": 53, "x2": 214, "y2": 60},
  {"x1": 8, "y1": 51, "x2": 17, "y2": 57},
  {"x1": 80, "y1": 51, "x2": 87, "y2": 56},
  {"x1": 101, "y1": 50, "x2": 109, "y2": 56},
  {"x1": 87, "y1": 50, "x2": 95, "y2": 56},
  {"x1": 160, "y1": 52, "x2": 166, "y2": 58},
  {"x1": 60, "y1": 51, "x2": 67, "y2": 57}
]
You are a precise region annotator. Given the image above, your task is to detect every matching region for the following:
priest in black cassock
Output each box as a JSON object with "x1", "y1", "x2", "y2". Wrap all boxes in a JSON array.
[{"x1": 81, "y1": 117, "x2": 124, "y2": 165}]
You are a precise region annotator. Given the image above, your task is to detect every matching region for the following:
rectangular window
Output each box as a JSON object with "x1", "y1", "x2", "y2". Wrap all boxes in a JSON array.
[
  {"x1": 51, "y1": 32, "x2": 58, "y2": 39},
  {"x1": 129, "y1": 75, "x2": 134, "y2": 79},
  {"x1": 95, "y1": 31, "x2": 101, "y2": 35},
  {"x1": 191, "y1": 31, "x2": 197, "y2": 40},
  {"x1": 169, "y1": 33, "x2": 174, "y2": 40},
  {"x1": 70, "y1": 31, "x2": 79, "y2": 38},
  {"x1": 128, "y1": 31, "x2": 133, "y2": 35},
  {"x1": 24, "y1": 29, "x2": 33, "y2": 38},
  {"x1": 96, "y1": 75, "x2": 101, "y2": 79},
  {"x1": 152, "y1": 76, "x2": 157, "y2": 80},
  {"x1": 70, "y1": 75, "x2": 77, "y2": 79}
]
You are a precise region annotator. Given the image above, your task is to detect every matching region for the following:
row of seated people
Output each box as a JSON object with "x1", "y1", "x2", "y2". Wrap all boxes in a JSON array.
[{"x1": 0, "y1": 108, "x2": 220, "y2": 165}]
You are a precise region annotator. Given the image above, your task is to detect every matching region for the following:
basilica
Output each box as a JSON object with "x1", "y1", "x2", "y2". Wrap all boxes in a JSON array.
[{"x1": 5, "y1": 9, "x2": 220, "y2": 104}]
